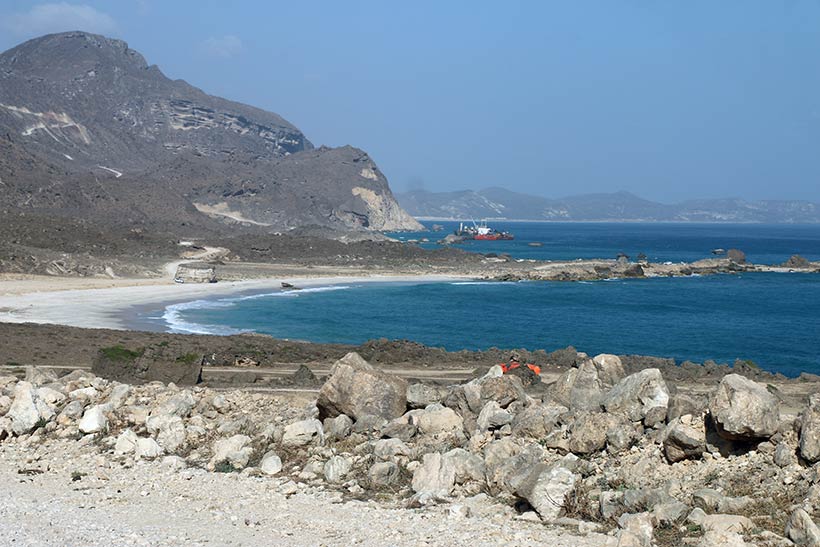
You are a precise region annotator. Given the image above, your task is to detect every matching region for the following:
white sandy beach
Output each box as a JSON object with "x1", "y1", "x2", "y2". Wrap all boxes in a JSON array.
[{"x1": 0, "y1": 273, "x2": 467, "y2": 331}]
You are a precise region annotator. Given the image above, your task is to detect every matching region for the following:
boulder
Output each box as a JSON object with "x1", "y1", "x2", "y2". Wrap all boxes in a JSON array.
[
  {"x1": 600, "y1": 491, "x2": 624, "y2": 520},
  {"x1": 323, "y1": 414, "x2": 353, "y2": 441},
  {"x1": 69, "y1": 387, "x2": 98, "y2": 402},
  {"x1": 443, "y1": 382, "x2": 483, "y2": 416},
  {"x1": 515, "y1": 455, "x2": 579, "y2": 521},
  {"x1": 775, "y1": 442, "x2": 796, "y2": 468},
  {"x1": 0, "y1": 395, "x2": 11, "y2": 416},
  {"x1": 479, "y1": 375, "x2": 526, "y2": 408},
  {"x1": 619, "y1": 488, "x2": 676, "y2": 515},
  {"x1": 511, "y1": 403, "x2": 567, "y2": 439},
  {"x1": 606, "y1": 417, "x2": 641, "y2": 453},
  {"x1": 260, "y1": 452, "x2": 283, "y2": 475},
  {"x1": 801, "y1": 394, "x2": 820, "y2": 463},
  {"x1": 155, "y1": 391, "x2": 195, "y2": 418},
  {"x1": 351, "y1": 414, "x2": 386, "y2": 435},
  {"x1": 209, "y1": 435, "x2": 253, "y2": 470},
  {"x1": 58, "y1": 400, "x2": 84, "y2": 423},
  {"x1": 380, "y1": 418, "x2": 417, "y2": 442},
  {"x1": 616, "y1": 512, "x2": 653, "y2": 547},
  {"x1": 368, "y1": 461, "x2": 400, "y2": 486},
  {"x1": 692, "y1": 489, "x2": 724, "y2": 513},
  {"x1": 146, "y1": 414, "x2": 186, "y2": 452},
  {"x1": 8, "y1": 382, "x2": 41, "y2": 435},
  {"x1": 698, "y1": 531, "x2": 748, "y2": 547},
  {"x1": 551, "y1": 360, "x2": 606, "y2": 411},
  {"x1": 727, "y1": 249, "x2": 746, "y2": 264},
  {"x1": 505, "y1": 362, "x2": 541, "y2": 386},
  {"x1": 569, "y1": 412, "x2": 616, "y2": 454},
  {"x1": 786, "y1": 508, "x2": 820, "y2": 547},
  {"x1": 694, "y1": 513, "x2": 754, "y2": 535},
  {"x1": 407, "y1": 384, "x2": 444, "y2": 409},
  {"x1": 135, "y1": 437, "x2": 163, "y2": 459},
  {"x1": 417, "y1": 404, "x2": 463, "y2": 436},
  {"x1": 476, "y1": 401, "x2": 513, "y2": 432},
  {"x1": 317, "y1": 353, "x2": 407, "y2": 420},
  {"x1": 411, "y1": 452, "x2": 456, "y2": 498},
  {"x1": 107, "y1": 384, "x2": 131, "y2": 408},
  {"x1": 709, "y1": 374, "x2": 779, "y2": 440},
  {"x1": 78, "y1": 405, "x2": 108, "y2": 434},
  {"x1": 663, "y1": 414, "x2": 706, "y2": 463},
  {"x1": 372, "y1": 438, "x2": 414, "y2": 461},
  {"x1": 24, "y1": 366, "x2": 58, "y2": 386},
  {"x1": 411, "y1": 448, "x2": 484, "y2": 498},
  {"x1": 444, "y1": 448, "x2": 485, "y2": 484},
  {"x1": 622, "y1": 264, "x2": 645, "y2": 278},
  {"x1": 323, "y1": 455, "x2": 352, "y2": 483},
  {"x1": 667, "y1": 393, "x2": 707, "y2": 421},
  {"x1": 114, "y1": 429, "x2": 139, "y2": 454},
  {"x1": 652, "y1": 501, "x2": 690, "y2": 526},
  {"x1": 36, "y1": 387, "x2": 66, "y2": 406},
  {"x1": 485, "y1": 440, "x2": 543, "y2": 496},
  {"x1": 592, "y1": 354, "x2": 626, "y2": 387},
  {"x1": 282, "y1": 419, "x2": 324, "y2": 447},
  {"x1": 783, "y1": 254, "x2": 811, "y2": 269},
  {"x1": 603, "y1": 369, "x2": 669, "y2": 425}
]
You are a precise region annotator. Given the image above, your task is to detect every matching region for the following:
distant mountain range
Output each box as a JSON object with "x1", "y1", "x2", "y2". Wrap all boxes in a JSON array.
[{"x1": 397, "y1": 188, "x2": 820, "y2": 223}]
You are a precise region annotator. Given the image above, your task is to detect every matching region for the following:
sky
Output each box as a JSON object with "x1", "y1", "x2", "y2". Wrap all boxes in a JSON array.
[{"x1": 1, "y1": 1, "x2": 819, "y2": 203}]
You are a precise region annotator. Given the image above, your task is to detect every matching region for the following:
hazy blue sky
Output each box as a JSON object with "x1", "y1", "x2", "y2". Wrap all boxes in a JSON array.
[{"x1": 2, "y1": 1, "x2": 819, "y2": 202}]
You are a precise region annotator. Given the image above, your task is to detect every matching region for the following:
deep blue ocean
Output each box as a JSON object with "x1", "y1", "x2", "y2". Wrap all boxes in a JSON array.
[
  {"x1": 147, "y1": 223, "x2": 820, "y2": 377},
  {"x1": 388, "y1": 221, "x2": 820, "y2": 264}
]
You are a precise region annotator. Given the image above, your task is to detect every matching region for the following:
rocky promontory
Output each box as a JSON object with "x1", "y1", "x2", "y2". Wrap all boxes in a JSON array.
[{"x1": 0, "y1": 32, "x2": 422, "y2": 234}]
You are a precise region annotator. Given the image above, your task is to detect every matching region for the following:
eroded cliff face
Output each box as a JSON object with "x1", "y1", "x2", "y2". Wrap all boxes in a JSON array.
[{"x1": 0, "y1": 31, "x2": 421, "y2": 233}]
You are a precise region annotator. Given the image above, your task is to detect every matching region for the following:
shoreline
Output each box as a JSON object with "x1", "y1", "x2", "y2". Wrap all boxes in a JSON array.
[
  {"x1": 1, "y1": 262, "x2": 818, "y2": 334},
  {"x1": 0, "y1": 273, "x2": 471, "y2": 332}
]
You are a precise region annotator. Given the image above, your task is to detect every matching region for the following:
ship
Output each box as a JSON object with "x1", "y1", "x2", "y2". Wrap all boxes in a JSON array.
[{"x1": 454, "y1": 221, "x2": 514, "y2": 241}]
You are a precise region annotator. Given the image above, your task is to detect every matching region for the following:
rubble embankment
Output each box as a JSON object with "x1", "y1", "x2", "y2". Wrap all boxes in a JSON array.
[{"x1": 3, "y1": 352, "x2": 820, "y2": 546}]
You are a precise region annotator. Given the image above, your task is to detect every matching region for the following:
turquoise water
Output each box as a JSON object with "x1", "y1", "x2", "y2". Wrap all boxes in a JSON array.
[
  {"x1": 154, "y1": 274, "x2": 820, "y2": 377},
  {"x1": 148, "y1": 223, "x2": 820, "y2": 376}
]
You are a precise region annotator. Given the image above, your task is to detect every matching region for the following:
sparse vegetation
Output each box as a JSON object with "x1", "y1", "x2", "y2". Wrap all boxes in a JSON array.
[
  {"x1": 99, "y1": 345, "x2": 143, "y2": 362},
  {"x1": 213, "y1": 461, "x2": 237, "y2": 474},
  {"x1": 175, "y1": 353, "x2": 200, "y2": 365}
]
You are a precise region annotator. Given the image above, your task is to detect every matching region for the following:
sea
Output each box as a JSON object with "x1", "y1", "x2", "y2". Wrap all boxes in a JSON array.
[{"x1": 140, "y1": 222, "x2": 820, "y2": 377}]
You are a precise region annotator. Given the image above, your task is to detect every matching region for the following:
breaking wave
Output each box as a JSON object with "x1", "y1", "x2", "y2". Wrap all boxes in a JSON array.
[{"x1": 161, "y1": 285, "x2": 354, "y2": 334}]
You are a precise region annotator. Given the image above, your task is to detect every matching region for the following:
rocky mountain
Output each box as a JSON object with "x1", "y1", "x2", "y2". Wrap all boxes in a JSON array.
[
  {"x1": 0, "y1": 32, "x2": 421, "y2": 232},
  {"x1": 398, "y1": 188, "x2": 820, "y2": 223}
]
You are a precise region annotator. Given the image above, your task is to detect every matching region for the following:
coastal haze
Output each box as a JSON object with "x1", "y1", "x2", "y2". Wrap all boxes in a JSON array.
[
  {"x1": 1, "y1": 3, "x2": 820, "y2": 547},
  {"x1": 398, "y1": 188, "x2": 820, "y2": 223}
]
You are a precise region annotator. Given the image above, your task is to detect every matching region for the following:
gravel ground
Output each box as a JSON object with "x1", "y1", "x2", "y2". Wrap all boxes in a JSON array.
[{"x1": 0, "y1": 442, "x2": 611, "y2": 547}]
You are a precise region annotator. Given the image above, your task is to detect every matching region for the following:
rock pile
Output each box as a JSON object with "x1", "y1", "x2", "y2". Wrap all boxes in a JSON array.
[{"x1": 2, "y1": 353, "x2": 820, "y2": 546}]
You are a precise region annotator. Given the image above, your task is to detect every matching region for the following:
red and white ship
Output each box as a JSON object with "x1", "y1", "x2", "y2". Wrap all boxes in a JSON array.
[{"x1": 454, "y1": 221, "x2": 514, "y2": 241}]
